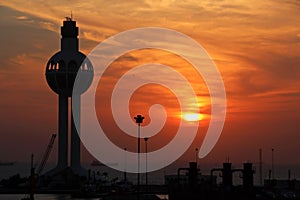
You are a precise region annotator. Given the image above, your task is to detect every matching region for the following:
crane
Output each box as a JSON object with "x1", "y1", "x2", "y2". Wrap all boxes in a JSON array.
[
  {"x1": 22, "y1": 133, "x2": 56, "y2": 200},
  {"x1": 36, "y1": 133, "x2": 56, "y2": 175}
]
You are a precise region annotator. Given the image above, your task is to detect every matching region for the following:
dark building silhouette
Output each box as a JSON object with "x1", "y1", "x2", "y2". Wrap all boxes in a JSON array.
[
  {"x1": 45, "y1": 18, "x2": 93, "y2": 175},
  {"x1": 167, "y1": 162, "x2": 256, "y2": 200}
]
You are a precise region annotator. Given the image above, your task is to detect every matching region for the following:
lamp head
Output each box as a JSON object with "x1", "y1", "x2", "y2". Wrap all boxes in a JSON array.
[{"x1": 134, "y1": 114, "x2": 144, "y2": 124}]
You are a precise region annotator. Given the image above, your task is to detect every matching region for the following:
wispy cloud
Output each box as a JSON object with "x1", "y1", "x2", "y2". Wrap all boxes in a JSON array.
[
  {"x1": 0, "y1": 0, "x2": 300, "y2": 164},
  {"x1": 1, "y1": 0, "x2": 299, "y2": 100},
  {"x1": 15, "y1": 15, "x2": 28, "y2": 20}
]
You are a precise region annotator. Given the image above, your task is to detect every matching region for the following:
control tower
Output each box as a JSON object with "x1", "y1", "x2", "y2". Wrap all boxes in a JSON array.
[{"x1": 45, "y1": 17, "x2": 93, "y2": 175}]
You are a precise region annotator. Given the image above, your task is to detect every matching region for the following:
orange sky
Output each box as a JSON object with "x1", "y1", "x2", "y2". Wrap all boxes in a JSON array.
[{"x1": 0, "y1": 0, "x2": 300, "y2": 175}]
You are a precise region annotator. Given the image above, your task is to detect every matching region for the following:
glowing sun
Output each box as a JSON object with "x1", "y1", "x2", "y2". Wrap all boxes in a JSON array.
[{"x1": 182, "y1": 113, "x2": 202, "y2": 122}]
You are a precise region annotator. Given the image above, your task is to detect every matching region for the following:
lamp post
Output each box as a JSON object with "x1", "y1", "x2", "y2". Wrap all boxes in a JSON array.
[
  {"x1": 134, "y1": 114, "x2": 144, "y2": 198},
  {"x1": 144, "y1": 137, "x2": 149, "y2": 191},
  {"x1": 272, "y1": 148, "x2": 274, "y2": 180},
  {"x1": 124, "y1": 147, "x2": 127, "y2": 182},
  {"x1": 195, "y1": 148, "x2": 199, "y2": 167}
]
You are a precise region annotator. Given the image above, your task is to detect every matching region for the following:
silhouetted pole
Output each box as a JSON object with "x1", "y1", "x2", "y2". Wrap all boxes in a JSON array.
[
  {"x1": 144, "y1": 137, "x2": 149, "y2": 192},
  {"x1": 134, "y1": 114, "x2": 144, "y2": 199},
  {"x1": 30, "y1": 154, "x2": 34, "y2": 172},
  {"x1": 268, "y1": 169, "x2": 271, "y2": 185},
  {"x1": 195, "y1": 148, "x2": 199, "y2": 167},
  {"x1": 124, "y1": 148, "x2": 127, "y2": 182},
  {"x1": 272, "y1": 148, "x2": 274, "y2": 180},
  {"x1": 30, "y1": 154, "x2": 35, "y2": 200},
  {"x1": 259, "y1": 148, "x2": 263, "y2": 186}
]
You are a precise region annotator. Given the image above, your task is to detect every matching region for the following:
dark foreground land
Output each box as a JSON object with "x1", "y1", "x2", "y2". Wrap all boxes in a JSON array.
[{"x1": 2, "y1": 162, "x2": 300, "y2": 200}]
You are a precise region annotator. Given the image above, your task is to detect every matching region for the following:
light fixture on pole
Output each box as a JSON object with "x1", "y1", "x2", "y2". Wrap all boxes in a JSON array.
[
  {"x1": 195, "y1": 148, "x2": 199, "y2": 167},
  {"x1": 124, "y1": 147, "x2": 127, "y2": 182},
  {"x1": 144, "y1": 137, "x2": 149, "y2": 190},
  {"x1": 272, "y1": 148, "x2": 274, "y2": 180},
  {"x1": 134, "y1": 114, "x2": 144, "y2": 198}
]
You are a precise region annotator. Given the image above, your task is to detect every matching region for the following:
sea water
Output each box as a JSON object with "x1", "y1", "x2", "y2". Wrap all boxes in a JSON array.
[
  {"x1": 0, "y1": 194, "x2": 169, "y2": 200},
  {"x1": 0, "y1": 194, "x2": 75, "y2": 200}
]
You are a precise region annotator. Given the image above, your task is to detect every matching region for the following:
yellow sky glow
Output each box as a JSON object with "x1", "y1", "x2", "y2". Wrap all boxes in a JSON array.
[{"x1": 181, "y1": 113, "x2": 203, "y2": 122}]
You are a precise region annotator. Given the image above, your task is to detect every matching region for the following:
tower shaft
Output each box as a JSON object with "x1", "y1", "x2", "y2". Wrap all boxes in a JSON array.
[
  {"x1": 58, "y1": 94, "x2": 68, "y2": 169},
  {"x1": 71, "y1": 95, "x2": 81, "y2": 171}
]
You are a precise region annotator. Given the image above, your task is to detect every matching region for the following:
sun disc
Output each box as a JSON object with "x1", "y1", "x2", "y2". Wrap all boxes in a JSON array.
[{"x1": 182, "y1": 113, "x2": 202, "y2": 122}]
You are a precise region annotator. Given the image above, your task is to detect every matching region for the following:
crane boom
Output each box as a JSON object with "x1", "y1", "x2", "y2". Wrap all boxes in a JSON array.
[{"x1": 36, "y1": 134, "x2": 56, "y2": 175}]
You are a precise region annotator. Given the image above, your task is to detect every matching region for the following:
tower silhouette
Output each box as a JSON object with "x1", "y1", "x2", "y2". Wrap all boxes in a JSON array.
[{"x1": 45, "y1": 18, "x2": 93, "y2": 175}]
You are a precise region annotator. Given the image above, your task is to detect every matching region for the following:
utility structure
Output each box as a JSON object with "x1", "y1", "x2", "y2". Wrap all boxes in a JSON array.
[
  {"x1": 134, "y1": 114, "x2": 144, "y2": 199},
  {"x1": 45, "y1": 17, "x2": 93, "y2": 175},
  {"x1": 177, "y1": 162, "x2": 199, "y2": 189},
  {"x1": 271, "y1": 148, "x2": 275, "y2": 180},
  {"x1": 210, "y1": 162, "x2": 254, "y2": 190},
  {"x1": 124, "y1": 147, "x2": 127, "y2": 182},
  {"x1": 259, "y1": 148, "x2": 263, "y2": 186},
  {"x1": 144, "y1": 137, "x2": 149, "y2": 189}
]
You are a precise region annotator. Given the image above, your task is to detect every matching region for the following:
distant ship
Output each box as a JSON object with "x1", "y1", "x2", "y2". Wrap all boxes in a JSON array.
[
  {"x1": 0, "y1": 161, "x2": 14, "y2": 166},
  {"x1": 91, "y1": 160, "x2": 103, "y2": 166},
  {"x1": 90, "y1": 160, "x2": 118, "y2": 167}
]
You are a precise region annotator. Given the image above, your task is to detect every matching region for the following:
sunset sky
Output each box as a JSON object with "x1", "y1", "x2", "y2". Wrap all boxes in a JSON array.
[{"x1": 0, "y1": 0, "x2": 299, "y2": 177}]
